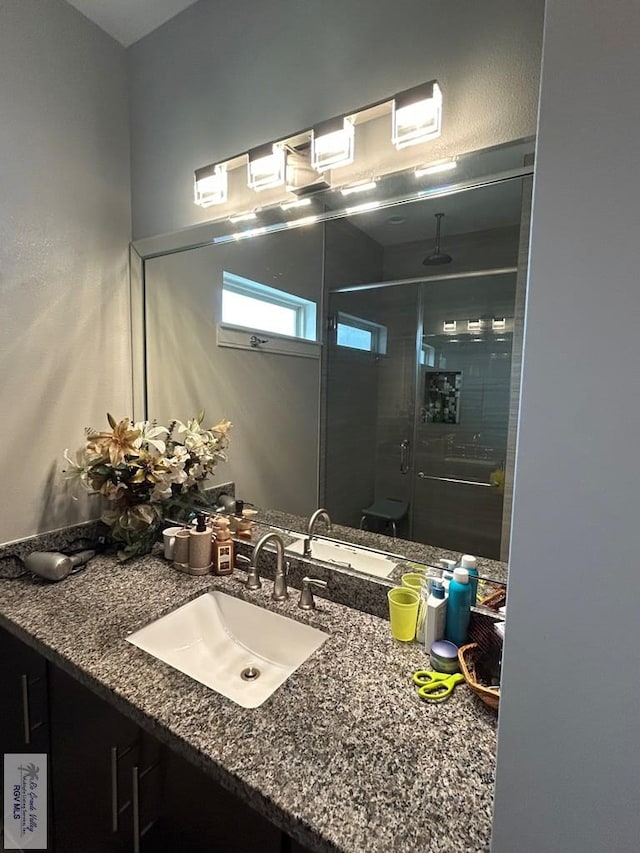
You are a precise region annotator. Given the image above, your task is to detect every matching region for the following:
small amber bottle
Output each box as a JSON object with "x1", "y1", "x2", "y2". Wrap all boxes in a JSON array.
[{"x1": 213, "y1": 518, "x2": 234, "y2": 576}]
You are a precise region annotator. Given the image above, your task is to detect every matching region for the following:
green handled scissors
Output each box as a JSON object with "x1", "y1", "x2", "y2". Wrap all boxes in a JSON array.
[{"x1": 412, "y1": 669, "x2": 465, "y2": 702}]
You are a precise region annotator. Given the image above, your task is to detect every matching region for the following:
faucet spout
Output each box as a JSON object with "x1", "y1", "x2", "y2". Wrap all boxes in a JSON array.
[
  {"x1": 251, "y1": 532, "x2": 289, "y2": 601},
  {"x1": 304, "y1": 508, "x2": 332, "y2": 557}
]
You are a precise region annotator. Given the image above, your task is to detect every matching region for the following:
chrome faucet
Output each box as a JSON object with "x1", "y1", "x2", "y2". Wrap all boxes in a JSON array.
[
  {"x1": 249, "y1": 532, "x2": 289, "y2": 601},
  {"x1": 303, "y1": 508, "x2": 332, "y2": 557}
]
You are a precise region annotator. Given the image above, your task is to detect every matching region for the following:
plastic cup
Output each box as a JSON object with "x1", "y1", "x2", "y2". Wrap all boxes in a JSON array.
[
  {"x1": 401, "y1": 573, "x2": 424, "y2": 594},
  {"x1": 387, "y1": 587, "x2": 420, "y2": 642}
]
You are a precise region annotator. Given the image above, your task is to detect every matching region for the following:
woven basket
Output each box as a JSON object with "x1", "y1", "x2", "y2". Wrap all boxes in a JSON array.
[
  {"x1": 457, "y1": 587, "x2": 505, "y2": 710},
  {"x1": 479, "y1": 586, "x2": 507, "y2": 611},
  {"x1": 458, "y1": 642, "x2": 500, "y2": 710}
]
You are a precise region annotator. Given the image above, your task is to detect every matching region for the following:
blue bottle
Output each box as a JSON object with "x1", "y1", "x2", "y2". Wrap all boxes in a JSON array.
[{"x1": 445, "y1": 567, "x2": 471, "y2": 647}]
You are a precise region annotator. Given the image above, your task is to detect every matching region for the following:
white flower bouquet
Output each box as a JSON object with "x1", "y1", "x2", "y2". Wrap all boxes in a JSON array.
[{"x1": 64, "y1": 412, "x2": 232, "y2": 559}]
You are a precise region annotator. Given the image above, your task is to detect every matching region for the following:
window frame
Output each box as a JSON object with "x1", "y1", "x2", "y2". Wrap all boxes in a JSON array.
[
  {"x1": 335, "y1": 311, "x2": 388, "y2": 354},
  {"x1": 221, "y1": 271, "x2": 317, "y2": 342}
]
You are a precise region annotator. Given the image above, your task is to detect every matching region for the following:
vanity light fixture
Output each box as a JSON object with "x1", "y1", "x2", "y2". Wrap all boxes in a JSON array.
[
  {"x1": 280, "y1": 198, "x2": 312, "y2": 211},
  {"x1": 341, "y1": 180, "x2": 378, "y2": 197},
  {"x1": 345, "y1": 200, "x2": 380, "y2": 214},
  {"x1": 392, "y1": 80, "x2": 443, "y2": 150},
  {"x1": 247, "y1": 143, "x2": 286, "y2": 191},
  {"x1": 415, "y1": 160, "x2": 456, "y2": 178},
  {"x1": 311, "y1": 116, "x2": 355, "y2": 172},
  {"x1": 492, "y1": 317, "x2": 506, "y2": 330},
  {"x1": 229, "y1": 212, "x2": 258, "y2": 223},
  {"x1": 443, "y1": 320, "x2": 457, "y2": 332},
  {"x1": 194, "y1": 79, "x2": 446, "y2": 214},
  {"x1": 467, "y1": 319, "x2": 483, "y2": 331},
  {"x1": 194, "y1": 163, "x2": 228, "y2": 207}
]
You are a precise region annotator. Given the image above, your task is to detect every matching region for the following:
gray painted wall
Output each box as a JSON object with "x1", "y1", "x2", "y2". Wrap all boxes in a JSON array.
[
  {"x1": 492, "y1": 1, "x2": 640, "y2": 850},
  {"x1": 128, "y1": 0, "x2": 544, "y2": 239},
  {"x1": 0, "y1": 0, "x2": 131, "y2": 543},
  {"x1": 144, "y1": 226, "x2": 324, "y2": 515},
  {"x1": 323, "y1": 220, "x2": 384, "y2": 525}
]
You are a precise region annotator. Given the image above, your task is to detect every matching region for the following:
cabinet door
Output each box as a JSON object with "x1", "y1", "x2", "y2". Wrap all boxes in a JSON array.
[
  {"x1": 0, "y1": 626, "x2": 52, "y2": 852},
  {"x1": 0, "y1": 626, "x2": 49, "y2": 755},
  {"x1": 49, "y1": 665, "x2": 145, "y2": 853},
  {"x1": 142, "y1": 749, "x2": 282, "y2": 853}
]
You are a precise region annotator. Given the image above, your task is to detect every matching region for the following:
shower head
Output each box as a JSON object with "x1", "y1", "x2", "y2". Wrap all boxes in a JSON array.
[{"x1": 423, "y1": 212, "x2": 452, "y2": 265}]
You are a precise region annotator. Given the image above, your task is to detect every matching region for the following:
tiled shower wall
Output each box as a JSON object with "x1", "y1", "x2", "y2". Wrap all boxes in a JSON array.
[{"x1": 322, "y1": 218, "x2": 525, "y2": 557}]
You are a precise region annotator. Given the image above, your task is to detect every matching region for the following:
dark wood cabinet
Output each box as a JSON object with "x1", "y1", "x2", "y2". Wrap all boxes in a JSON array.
[
  {"x1": 0, "y1": 626, "x2": 49, "y2": 755},
  {"x1": 1, "y1": 627, "x2": 291, "y2": 853},
  {"x1": 48, "y1": 665, "x2": 151, "y2": 853}
]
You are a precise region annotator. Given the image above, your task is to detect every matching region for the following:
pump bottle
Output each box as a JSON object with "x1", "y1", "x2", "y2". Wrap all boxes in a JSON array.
[
  {"x1": 188, "y1": 512, "x2": 213, "y2": 573},
  {"x1": 213, "y1": 517, "x2": 234, "y2": 576},
  {"x1": 424, "y1": 580, "x2": 447, "y2": 650}
]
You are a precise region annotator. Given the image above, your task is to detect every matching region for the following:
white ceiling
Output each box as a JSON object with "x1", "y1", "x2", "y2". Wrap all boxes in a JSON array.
[{"x1": 65, "y1": 0, "x2": 200, "y2": 47}]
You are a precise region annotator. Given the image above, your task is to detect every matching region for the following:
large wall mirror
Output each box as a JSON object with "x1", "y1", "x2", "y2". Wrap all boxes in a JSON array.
[{"x1": 133, "y1": 137, "x2": 534, "y2": 583}]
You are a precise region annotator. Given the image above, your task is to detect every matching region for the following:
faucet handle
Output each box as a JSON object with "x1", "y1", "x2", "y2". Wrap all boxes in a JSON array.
[
  {"x1": 298, "y1": 577, "x2": 328, "y2": 610},
  {"x1": 235, "y1": 554, "x2": 251, "y2": 570},
  {"x1": 245, "y1": 563, "x2": 262, "y2": 590}
]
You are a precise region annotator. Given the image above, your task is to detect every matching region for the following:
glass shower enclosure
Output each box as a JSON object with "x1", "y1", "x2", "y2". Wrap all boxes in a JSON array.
[{"x1": 323, "y1": 257, "x2": 521, "y2": 561}]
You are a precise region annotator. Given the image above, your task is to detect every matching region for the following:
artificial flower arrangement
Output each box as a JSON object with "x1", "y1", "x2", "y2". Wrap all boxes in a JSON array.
[{"x1": 64, "y1": 412, "x2": 232, "y2": 560}]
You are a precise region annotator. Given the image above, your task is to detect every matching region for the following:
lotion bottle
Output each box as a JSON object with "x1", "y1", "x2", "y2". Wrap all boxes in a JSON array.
[
  {"x1": 460, "y1": 554, "x2": 478, "y2": 605},
  {"x1": 424, "y1": 580, "x2": 447, "y2": 650},
  {"x1": 444, "y1": 567, "x2": 471, "y2": 647},
  {"x1": 213, "y1": 518, "x2": 234, "y2": 576}
]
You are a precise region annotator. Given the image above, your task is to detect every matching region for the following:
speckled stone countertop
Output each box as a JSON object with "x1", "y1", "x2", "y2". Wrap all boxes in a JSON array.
[{"x1": 0, "y1": 554, "x2": 497, "y2": 853}]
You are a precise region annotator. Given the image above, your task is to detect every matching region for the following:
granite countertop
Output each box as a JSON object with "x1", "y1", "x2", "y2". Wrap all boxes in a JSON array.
[{"x1": 0, "y1": 554, "x2": 497, "y2": 853}]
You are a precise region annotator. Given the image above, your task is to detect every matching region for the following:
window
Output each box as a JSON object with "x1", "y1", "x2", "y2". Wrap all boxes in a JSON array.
[
  {"x1": 222, "y1": 272, "x2": 317, "y2": 341},
  {"x1": 336, "y1": 312, "x2": 387, "y2": 354}
]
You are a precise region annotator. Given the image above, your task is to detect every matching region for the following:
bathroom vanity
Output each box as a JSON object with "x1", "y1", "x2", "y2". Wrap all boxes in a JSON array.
[{"x1": 0, "y1": 550, "x2": 497, "y2": 852}]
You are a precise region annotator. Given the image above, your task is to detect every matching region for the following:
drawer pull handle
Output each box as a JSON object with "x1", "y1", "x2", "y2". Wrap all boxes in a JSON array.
[
  {"x1": 132, "y1": 761, "x2": 160, "y2": 852},
  {"x1": 20, "y1": 674, "x2": 31, "y2": 745},
  {"x1": 110, "y1": 743, "x2": 134, "y2": 833}
]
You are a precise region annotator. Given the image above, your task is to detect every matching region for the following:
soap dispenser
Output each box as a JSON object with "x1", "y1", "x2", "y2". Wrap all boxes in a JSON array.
[
  {"x1": 212, "y1": 517, "x2": 234, "y2": 576},
  {"x1": 188, "y1": 512, "x2": 213, "y2": 574}
]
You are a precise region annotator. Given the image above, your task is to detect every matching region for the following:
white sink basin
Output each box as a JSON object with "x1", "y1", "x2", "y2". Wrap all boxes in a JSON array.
[
  {"x1": 286, "y1": 536, "x2": 397, "y2": 579},
  {"x1": 127, "y1": 591, "x2": 328, "y2": 708}
]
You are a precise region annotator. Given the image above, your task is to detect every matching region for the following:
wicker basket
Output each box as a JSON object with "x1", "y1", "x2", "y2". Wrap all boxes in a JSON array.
[
  {"x1": 457, "y1": 587, "x2": 505, "y2": 710},
  {"x1": 479, "y1": 586, "x2": 507, "y2": 611},
  {"x1": 458, "y1": 642, "x2": 500, "y2": 710}
]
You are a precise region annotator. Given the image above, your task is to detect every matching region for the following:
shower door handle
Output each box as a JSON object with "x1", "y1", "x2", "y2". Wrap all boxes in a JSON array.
[{"x1": 399, "y1": 440, "x2": 410, "y2": 474}]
